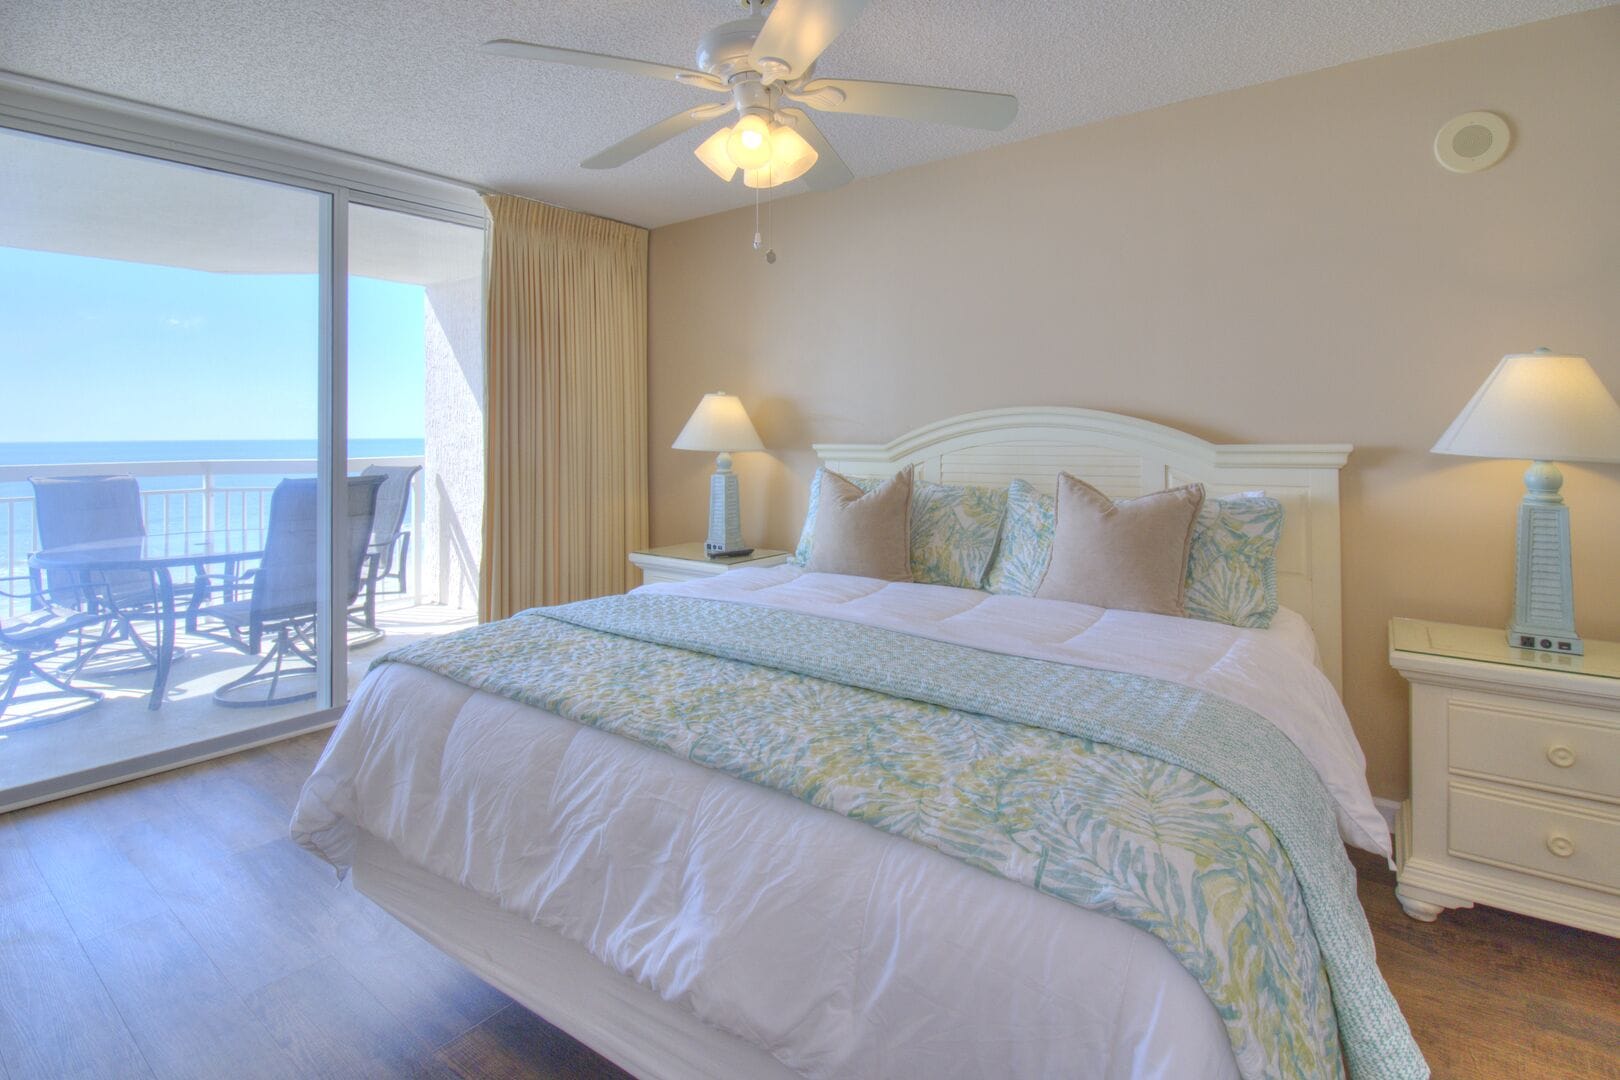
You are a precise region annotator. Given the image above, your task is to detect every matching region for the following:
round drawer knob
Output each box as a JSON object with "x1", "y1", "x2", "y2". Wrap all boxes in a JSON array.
[
  {"x1": 1546, "y1": 744, "x2": 1577, "y2": 768},
  {"x1": 1546, "y1": 834, "x2": 1576, "y2": 858}
]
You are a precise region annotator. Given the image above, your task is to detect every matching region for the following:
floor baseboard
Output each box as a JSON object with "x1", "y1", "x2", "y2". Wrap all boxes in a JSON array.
[{"x1": 1373, "y1": 796, "x2": 1401, "y2": 834}]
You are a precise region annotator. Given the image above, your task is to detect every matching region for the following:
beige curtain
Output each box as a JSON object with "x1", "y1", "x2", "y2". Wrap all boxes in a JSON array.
[{"x1": 480, "y1": 194, "x2": 648, "y2": 621}]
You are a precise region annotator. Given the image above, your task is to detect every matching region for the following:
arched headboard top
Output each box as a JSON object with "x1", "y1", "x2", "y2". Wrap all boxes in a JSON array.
[{"x1": 813, "y1": 406, "x2": 1352, "y2": 691}]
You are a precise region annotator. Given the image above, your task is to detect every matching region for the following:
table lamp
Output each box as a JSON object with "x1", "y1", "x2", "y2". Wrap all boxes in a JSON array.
[
  {"x1": 1432, "y1": 348, "x2": 1620, "y2": 654},
  {"x1": 673, "y1": 391, "x2": 766, "y2": 557}
]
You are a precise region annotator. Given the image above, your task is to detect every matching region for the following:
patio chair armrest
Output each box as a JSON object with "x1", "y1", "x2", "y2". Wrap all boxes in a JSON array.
[
  {"x1": 186, "y1": 562, "x2": 260, "y2": 620},
  {"x1": 194, "y1": 557, "x2": 259, "y2": 588},
  {"x1": 1, "y1": 572, "x2": 106, "y2": 609},
  {"x1": 0, "y1": 574, "x2": 36, "y2": 602}
]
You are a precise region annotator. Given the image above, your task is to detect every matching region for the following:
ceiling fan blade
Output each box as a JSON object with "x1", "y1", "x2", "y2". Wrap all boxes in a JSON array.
[
  {"x1": 778, "y1": 108, "x2": 853, "y2": 191},
  {"x1": 581, "y1": 103, "x2": 733, "y2": 170},
  {"x1": 481, "y1": 39, "x2": 726, "y2": 91},
  {"x1": 787, "y1": 77, "x2": 1017, "y2": 130},
  {"x1": 748, "y1": 0, "x2": 869, "y2": 84}
]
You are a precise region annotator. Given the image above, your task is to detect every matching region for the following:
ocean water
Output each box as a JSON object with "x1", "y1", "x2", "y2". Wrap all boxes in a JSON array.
[
  {"x1": 0, "y1": 437, "x2": 425, "y2": 469},
  {"x1": 0, "y1": 438, "x2": 424, "y2": 576}
]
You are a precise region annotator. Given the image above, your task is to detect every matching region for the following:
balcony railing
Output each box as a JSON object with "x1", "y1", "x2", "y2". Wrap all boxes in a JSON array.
[{"x1": 0, "y1": 456, "x2": 424, "y2": 617}]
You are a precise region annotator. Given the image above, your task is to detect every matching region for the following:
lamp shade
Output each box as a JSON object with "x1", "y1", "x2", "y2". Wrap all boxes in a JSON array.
[
  {"x1": 694, "y1": 126, "x2": 738, "y2": 182},
  {"x1": 672, "y1": 392, "x2": 765, "y2": 453},
  {"x1": 1432, "y1": 350, "x2": 1620, "y2": 463},
  {"x1": 694, "y1": 121, "x2": 818, "y2": 189},
  {"x1": 743, "y1": 125, "x2": 818, "y2": 189}
]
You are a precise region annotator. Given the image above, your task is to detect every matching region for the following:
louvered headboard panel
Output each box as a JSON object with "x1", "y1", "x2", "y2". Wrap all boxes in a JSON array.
[{"x1": 814, "y1": 407, "x2": 1351, "y2": 692}]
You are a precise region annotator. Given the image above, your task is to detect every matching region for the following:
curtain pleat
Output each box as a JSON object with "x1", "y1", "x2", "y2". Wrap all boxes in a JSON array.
[{"x1": 479, "y1": 194, "x2": 648, "y2": 621}]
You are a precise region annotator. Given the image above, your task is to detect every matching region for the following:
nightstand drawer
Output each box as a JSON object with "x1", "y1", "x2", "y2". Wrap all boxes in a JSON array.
[
  {"x1": 1450, "y1": 784, "x2": 1620, "y2": 895},
  {"x1": 1449, "y1": 700, "x2": 1620, "y2": 802}
]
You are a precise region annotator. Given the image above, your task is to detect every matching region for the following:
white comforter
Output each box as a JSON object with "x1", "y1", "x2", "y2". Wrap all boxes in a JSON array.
[{"x1": 294, "y1": 569, "x2": 1387, "y2": 1079}]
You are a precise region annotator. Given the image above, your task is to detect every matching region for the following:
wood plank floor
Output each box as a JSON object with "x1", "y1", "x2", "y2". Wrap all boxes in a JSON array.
[
  {"x1": 1348, "y1": 848, "x2": 1620, "y2": 1078},
  {"x1": 0, "y1": 733, "x2": 628, "y2": 1080},
  {"x1": 2, "y1": 731, "x2": 1617, "y2": 1079}
]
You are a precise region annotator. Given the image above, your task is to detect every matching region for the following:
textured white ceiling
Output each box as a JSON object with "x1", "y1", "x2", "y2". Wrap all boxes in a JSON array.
[{"x1": 0, "y1": 0, "x2": 1606, "y2": 229}]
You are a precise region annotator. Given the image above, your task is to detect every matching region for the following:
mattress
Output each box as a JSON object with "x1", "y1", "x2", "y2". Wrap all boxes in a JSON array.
[{"x1": 293, "y1": 569, "x2": 1391, "y2": 1078}]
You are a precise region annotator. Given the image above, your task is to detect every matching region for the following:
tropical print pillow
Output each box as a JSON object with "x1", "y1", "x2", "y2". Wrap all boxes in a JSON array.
[
  {"x1": 983, "y1": 478, "x2": 1056, "y2": 596},
  {"x1": 792, "y1": 467, "x2": 880, "y2": 565},
  {"x1": 1184, "y1": 494, "x2": 1285, "y2": 629},
  {"x1": 909, "y1": 480, "x2": 1007, "y2": 589},
  {"x1": 984, "y1": 483, "x2": 1285, "y2": 626}
]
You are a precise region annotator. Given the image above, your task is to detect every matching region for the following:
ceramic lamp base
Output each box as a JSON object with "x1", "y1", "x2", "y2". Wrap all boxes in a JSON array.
[
  {"x1": 1509, "y1": 460, "x2": 1582, "y2": 655},
  {"x1": 704, "y1": 453, "x2": 748, "y2": 557}
]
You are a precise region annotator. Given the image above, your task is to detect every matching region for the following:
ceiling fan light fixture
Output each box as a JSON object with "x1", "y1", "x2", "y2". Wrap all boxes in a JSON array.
[
  {"x1": 740, "y1": 123, "x2": 818, "y2": 187},
  {"x1": 770, "y1": 124, "x2": 816, "y2": 170},
  {"x1": 726, "y1": 113, "x2": 774, "y2": 169},
  {"x1": 694, "y1": 126, "x2": 739, "y2": 181}
]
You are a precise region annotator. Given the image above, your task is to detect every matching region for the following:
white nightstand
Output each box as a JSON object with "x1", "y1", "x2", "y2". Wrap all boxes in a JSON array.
[
  {"x1": 1389, "y1": 618, "x2": 1620, "y2": 937},
  {"x1": 629, "y1": 542, "x2": 791, "y2": 586}
]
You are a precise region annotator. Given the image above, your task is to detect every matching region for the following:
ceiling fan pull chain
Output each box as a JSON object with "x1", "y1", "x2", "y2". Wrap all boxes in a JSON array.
[
  {"x1": 764, "y1": 166, "x2": 775, "y2": 262},
  {"x1": 751, "y1": 167, "x2": 777, "y2": 263}
]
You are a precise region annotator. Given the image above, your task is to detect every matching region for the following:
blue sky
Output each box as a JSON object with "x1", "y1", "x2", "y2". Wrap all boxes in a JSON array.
[{"x1": 0, "y1": 247, "x2": 426, "y2": 443}]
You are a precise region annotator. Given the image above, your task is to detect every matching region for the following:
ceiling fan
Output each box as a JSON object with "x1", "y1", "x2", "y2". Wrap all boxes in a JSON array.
[{"x1": 482, "y1": 0, "x2": 1019, "y2": 191}]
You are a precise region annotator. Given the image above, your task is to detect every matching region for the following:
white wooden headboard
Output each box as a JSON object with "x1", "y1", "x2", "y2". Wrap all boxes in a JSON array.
[{"x1": 813, "y1": 406, "x2": 1352, "y2": 692}]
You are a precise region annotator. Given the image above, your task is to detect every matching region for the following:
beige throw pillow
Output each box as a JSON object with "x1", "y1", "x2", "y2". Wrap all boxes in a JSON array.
[
  {"x1": 1034, "y1": 474, "x2": 1205, "y2": 615},
  {"x1": 805, "y1": 468, "x2": 913, "y2": 581}
]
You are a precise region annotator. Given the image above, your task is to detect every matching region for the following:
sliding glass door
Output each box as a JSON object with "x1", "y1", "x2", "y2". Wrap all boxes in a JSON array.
[
  {"x1": 0, "y1": 125, "x2": 483, "y2": 808},
  {"x1": 345, "y1": 204, "x2": 485, "y2": 661}
]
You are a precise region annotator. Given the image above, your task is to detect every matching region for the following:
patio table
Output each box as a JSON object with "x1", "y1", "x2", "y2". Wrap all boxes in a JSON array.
[{"x1": 29, "y1": 530, "x2": 265, "y2": 710}]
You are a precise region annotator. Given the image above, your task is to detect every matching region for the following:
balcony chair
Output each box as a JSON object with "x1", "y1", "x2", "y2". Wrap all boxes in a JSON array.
[
  {"x1": 361, "y1": 462, "x2": 421, "y2": 593},
  {"x1": 29, "y1": 475, "x2": 160, "y2": 674},
  {"x1": 188, "y1": 475, "x2": 383, "y2": 708},
  {"x1": 0, "y1": 576, "x2": 106, "y2": 726}
]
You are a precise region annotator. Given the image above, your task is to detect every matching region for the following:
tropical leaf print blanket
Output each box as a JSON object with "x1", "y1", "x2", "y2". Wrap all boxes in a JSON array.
[{"x1": 377, "y1": 593, "x2": 1426, "y2": 1080}]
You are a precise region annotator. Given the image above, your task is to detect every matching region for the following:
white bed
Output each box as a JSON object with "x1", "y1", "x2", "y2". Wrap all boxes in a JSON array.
[{"x1": 293, "y1": 407, "x2": 1377, "y2": 1080}]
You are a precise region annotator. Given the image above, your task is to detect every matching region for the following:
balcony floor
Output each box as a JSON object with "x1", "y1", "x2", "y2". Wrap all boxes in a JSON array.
[{"x1": 0, "y1": 596, "x2": 475, "y2": 804}]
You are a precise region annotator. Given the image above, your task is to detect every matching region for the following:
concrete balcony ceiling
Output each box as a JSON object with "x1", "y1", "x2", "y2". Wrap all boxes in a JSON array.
[{"x1": 0, "y1": 128, "x2": 485, "y2": 282}]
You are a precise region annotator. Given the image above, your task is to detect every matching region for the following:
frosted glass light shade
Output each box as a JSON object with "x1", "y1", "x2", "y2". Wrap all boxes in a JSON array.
[
  {"x1": 742, "y1": 125, "x2": 818, "y2": 189},
  {"x1": 672, "y1": 391, "x2": 765, "y2": 453},
  {"x1": 1433, "y1": 350, "x2": 1620, "y2": 463},
  {"x1": 726, "y1": 114, "x2": 773, "y2": 169},
  {"x1": 694, "y1": 120, "x2": 817, "y2": 188},
  {"x1": 694, "y1": 127, "x2": 738, "y2": 182}
]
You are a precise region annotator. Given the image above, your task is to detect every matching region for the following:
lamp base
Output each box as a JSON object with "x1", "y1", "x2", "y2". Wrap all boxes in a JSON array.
[
  {"x1": 704, "y1": 456, "x2": 748, "y2": 557},
  {"x1": 705, "y1": 547, "x2": 755, "y2": 560},
  {"x1": 1509, "y1": 460, "x2": 1582, "y2": 655},
  {"x1": 1508, "y1": 626, "x2": 1583, "y2": 655}
]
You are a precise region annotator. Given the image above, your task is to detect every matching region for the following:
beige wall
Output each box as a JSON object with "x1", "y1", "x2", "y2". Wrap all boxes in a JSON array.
[{"x1": 645, "y1": 7, "x2": 1620, "y2": 800}]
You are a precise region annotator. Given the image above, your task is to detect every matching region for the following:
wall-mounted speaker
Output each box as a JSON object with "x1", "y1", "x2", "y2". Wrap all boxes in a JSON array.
[{"x1": 1434, "y1": 111, "x2": 1510, "y2": 173}]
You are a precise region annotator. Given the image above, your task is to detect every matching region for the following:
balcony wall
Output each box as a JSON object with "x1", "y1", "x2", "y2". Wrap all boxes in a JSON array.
[{"x1": 423, "y1": 274, "x2": 483, "y2": 613}]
